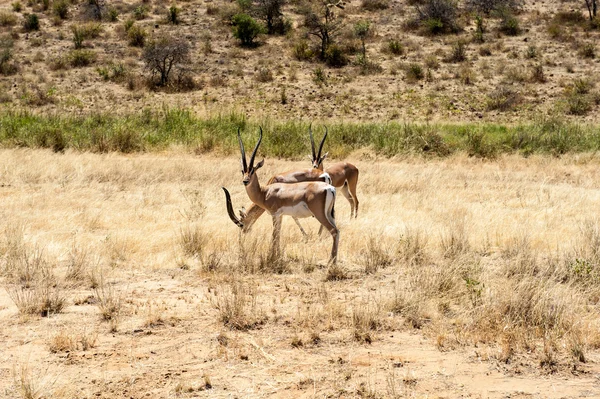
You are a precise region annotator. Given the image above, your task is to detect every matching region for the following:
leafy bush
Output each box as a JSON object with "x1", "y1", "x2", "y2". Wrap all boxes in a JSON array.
[
  {"x1": 68, "y1": 49, "x2": 96, "y2": 67},
  {"x1": 324, "y1": 44, "x2": 347, "y2": 67},
  {"x1": 167, "y1": 5, "x2": 179, "y2": 24},
  {"x1": 71, "y1": 23, "x2": 102, "y2": 48},
  {"x1": 405, "y1": 63, "x2": 424, "y2": 82},
  {"x1": 53, "y1": 0, "x2": 69, "y2": 19},
  {"x1": 414, "y1": 0, "x2": 460, "y2": 34},
  {"x1": 580, "y1": 43, "x2": 595, "y2": 59},
  {"x1": 254, "y1": 0, "x2": 288, "y2": 34},
  {"x1": 465, "y1": 0, "x2": 522, "y2": 14},
  {"x1": 387, "y1": 39, "x2": 403, "y2": 55},
  {"x1": 232, "y1": 13, "x2": 265, "y2": 47},
  {"x1": 22, "y1": 13, "x2": 39, "y2": 31},
  {"x1": 565, "y1": 93, "x2": 592, "y2": 115},
  {"x1": 12, "y1": 2, "x2": 22, "y2": 12},
  {"x1": 0, "y1": 12, "x2": 18, "y2": 26},
  {"x1": 133, "y1": 5, "x2": 148, "y2": 20},
  {"x1": 0, "y1": 48, "x2": 18, "y2": 75},
  {"x1": 108, "y1": 7, "x2": 118, "y2": 22},
  {"x1": 445, "y1": 40, "x2": 467, "y2": 63},
  {"x1": 498, "y1": 9, "x2": 520, "y2": 36},
  {"x1": 293, "y1": 40, "x2": 314, "y2": 60},
  {"x1": 127, "y1": 24, "x2": 147, "y2": 47}
]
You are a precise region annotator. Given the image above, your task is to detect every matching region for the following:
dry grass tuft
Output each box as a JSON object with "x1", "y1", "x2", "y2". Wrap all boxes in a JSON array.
[{"x1": 212, "y1": 279, "x2": 264, "y2": 330}]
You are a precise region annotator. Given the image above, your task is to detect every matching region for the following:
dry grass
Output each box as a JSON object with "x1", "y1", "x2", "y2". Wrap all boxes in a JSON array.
[{"x1": 0, "y1": 149, "x2": 600, "y2": 396}]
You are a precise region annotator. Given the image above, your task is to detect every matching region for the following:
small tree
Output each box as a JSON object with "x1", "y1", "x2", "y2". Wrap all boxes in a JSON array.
[
  {"x1": 254, "y1": 0, "x2": 286, "y2": 34},
  {"x1": 304, "y1": 0, "x2": 345, "y2": 60},
  {"x1": 585, "y1": 0, "x2": 597, "y2": 20},
  {"x1": 232, "y1": 13, "x2": 265, "y2": 46},
  {"x1": 354, "y1": 20, "x2": 370, "y2": 59},
  {"x1": 88, "y1": 0, "x2": 105, "y2": 20},
  {"x1": 143, "y1": 36, "x2": 190, "y2": 86}
]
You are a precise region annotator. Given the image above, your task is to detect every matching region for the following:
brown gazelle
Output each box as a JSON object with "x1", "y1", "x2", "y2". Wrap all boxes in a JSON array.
[
  {"x1": 222, "y1": 128, "x2": 340, "y2": 264},
  {"x1": 310, "y1": 127, "x2": 359, "y2": 218}
]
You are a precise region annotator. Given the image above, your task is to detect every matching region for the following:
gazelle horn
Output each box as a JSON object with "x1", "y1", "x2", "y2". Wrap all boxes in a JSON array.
[
  {"x1": 222, "y1": 187, "x2": 244, "y2": 228},
  {"x1": 249, "y1": 127, "x2": 262, "y2": 171},
  {"x1": 317, "y1": 127, "x2": 328, "y2": 160},
  {"x1": 309, "y1": 123, "x2": 316, "y2": 161},
  {"x1": 237, "y1": 128, "x2": 247, "y2": 173}
]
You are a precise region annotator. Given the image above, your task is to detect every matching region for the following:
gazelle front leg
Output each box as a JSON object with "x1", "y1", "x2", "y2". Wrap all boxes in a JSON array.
[
  {"x1": 292, "y1": 217, "x2": 309, "y2": 241},
  {"x1": 269, "y1": 214, "x2": 283, "y2": 261}
]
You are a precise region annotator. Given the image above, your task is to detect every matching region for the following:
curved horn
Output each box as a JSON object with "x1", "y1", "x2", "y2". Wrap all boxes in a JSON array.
[
  {"x1": 237, "y1": 128, "x2": 247, "y2": 172},
  {"x1": 222, "y1": 187, "x2": 244, "y2": 228},
  {"x1": 317, "y1": 127, "x2": 328, "y2": 160},
  {"x1": 249, "y1": 126, "x2": 262, "y2": 170},
  {"x1": 309, "y1": 123, "x2": 316, "y2": 161}
]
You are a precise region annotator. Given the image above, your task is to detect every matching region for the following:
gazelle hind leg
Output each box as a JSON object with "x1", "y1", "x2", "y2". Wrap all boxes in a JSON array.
[
  {"x1": 292, "y1": 217, "x2": 309, "y2": 242},
  {"x1": 340, "y1": 181, "x2": 355, "y2": 219},
  {"x1": 347, "y1": 171, "x2": 359, "y2": 218},
  {"x1": 311, "y1": 188, "x2": 339, "y2": 264}
]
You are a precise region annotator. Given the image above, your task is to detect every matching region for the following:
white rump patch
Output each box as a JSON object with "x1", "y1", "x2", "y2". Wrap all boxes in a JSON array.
[
  {"x1": 319, "y1": 173, "x2": 332, "y2": 185},
  {"x1": 278, "y1": 202, "x2": 313, "y2": 218}
]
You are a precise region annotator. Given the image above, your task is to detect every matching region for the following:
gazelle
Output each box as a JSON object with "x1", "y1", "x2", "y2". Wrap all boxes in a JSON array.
[
  {"x1": 222, "y1": 128, "x2": 340, "y2": 264},
  {"x1": 235, "y1": 160, "x2": 333, "y2": 237},
  {"x1": 310, "y1": 127, "x2": 359, "y2": 218}
]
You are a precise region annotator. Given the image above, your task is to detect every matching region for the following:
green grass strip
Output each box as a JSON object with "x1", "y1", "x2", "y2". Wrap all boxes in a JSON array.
[{"x1": 1, "y1": 109, "x2": 600, "y2": 158}]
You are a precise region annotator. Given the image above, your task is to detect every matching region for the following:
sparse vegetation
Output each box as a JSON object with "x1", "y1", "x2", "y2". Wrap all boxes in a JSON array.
[
  {"x1": 143, "y1": 35, "x2": 191, "y2": 87},
  {"x1": 22, "y1": 13, "x2": 39, "y2": 31},
  {"x1": 232, "y1": 13, "x2": 266, "y2": 47}
]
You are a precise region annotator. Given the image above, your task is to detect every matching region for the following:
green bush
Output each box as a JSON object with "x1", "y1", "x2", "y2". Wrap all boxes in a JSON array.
[
  {"x1": 498, "y1": 9, "x2": 520, "y2": 36},
  {"x1": 232, "y1": 13, "x2": 265, "y2": 47},
  {"x1": 133, "y1": 5, "x2": 148, "y2": 20},
  {"x1": 324, "y1": 44, "x2": 347, "y2": 67},
  {"x1": 127, "y1": 24, "x2": 147, "y2": 47},
  {"x1": 12, "y1": 2, "x2": 22, "y2": 12},
  {"x1": 68, "y1": 49, "x2": 96, "y2": 67},
  {"x1": 167, "y1": 5, "x2": 179, "y2": 24},
  {"x1": 387, "y1": 39, "x2": 403, "y2": 55},
  {"x1": 405, "y1": 63, "x2": 424, "y2": 82},
  {"x1": 108, "y1": 7, "x2": 119, "y2": 22},
  {"x1": 53, "y1": 0, "x2": 69, "y2": 19},
  {"x1": 361, "y1": 0, "x2": 389, "y2": 11},
  {"x1": 23, "y1": 13, "x2": 39, "y2": 31},
  {"x1": 293, "y1": 40, "x2": 313, "y2": 60}
]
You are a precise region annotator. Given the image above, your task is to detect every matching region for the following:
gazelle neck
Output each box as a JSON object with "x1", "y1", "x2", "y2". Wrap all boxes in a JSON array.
[{"x1": 245, "y1": 173, "x2": 267, "y2": 208}]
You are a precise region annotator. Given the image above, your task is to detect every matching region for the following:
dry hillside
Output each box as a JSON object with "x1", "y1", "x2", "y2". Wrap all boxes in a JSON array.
[{"x1": 0, "y1": 0, "x2": 600, "y2": 122}]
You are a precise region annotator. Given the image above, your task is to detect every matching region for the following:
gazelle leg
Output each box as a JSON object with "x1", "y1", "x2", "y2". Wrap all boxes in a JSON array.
[
  {"x1": 340, "y1": 181, "x2": 355, "y2": 219},
  {"x1": 269, "y1": 214, "x2": 283, "y2": 261},
  {"x1": 292, "y1": 217, "x2": 309, "y2": 241},
  {"x1": 310, "y1": 191, "x2": 339, "y2": 264},
  {"x1": 347, "y1": 173, "x2": 359, "y2": 218}
]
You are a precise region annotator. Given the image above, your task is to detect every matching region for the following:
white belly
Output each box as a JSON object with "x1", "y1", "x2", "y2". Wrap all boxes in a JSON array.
[{"x1": 277, "y1": 202, "x2": 313, "y2": 218}]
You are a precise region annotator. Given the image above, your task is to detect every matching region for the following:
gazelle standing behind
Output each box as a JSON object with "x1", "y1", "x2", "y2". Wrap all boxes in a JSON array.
[
  {"x1": 310, "y1": 127, "x2": 360, "y2": 218},
  {"x1": 223, "y1": 128, "x2": 340, "y2": 264}
]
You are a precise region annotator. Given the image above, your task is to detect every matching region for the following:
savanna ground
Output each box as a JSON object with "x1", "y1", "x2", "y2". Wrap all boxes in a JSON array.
[{"x1": 1, "y1": 148, "x2": 600, "y2": 398}]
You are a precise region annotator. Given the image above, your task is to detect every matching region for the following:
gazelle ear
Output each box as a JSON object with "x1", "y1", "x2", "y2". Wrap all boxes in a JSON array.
[
  {"x1": 254, "y1": 159, "x2": 265, "y2": 170},
  {"x1": 307, "y1": 155, "x2": 313, "y2": 161},
  {"x1": 321, "y1": 152, "x2": 329, "y2": 161}
]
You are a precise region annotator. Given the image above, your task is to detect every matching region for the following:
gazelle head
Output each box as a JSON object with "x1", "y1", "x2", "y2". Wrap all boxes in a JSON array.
[
  {"x1": 309, "y1": 125, "x2": 328, "y2": 170},
  {"x1": 238, "y1": 127, "x2": 264, "y2": 186}
]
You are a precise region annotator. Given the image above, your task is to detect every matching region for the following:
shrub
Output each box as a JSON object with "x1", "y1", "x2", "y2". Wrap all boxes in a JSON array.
[
  {"x1": 71, "y1": 23, "x2": 102, "y2": 49},
  {"x1": 167, "y1": 5, "x2": 179, "y2": 24},
  {"x1": 313, "y1": 66, "x2": 326, "y2": 85},
  {"x1": 530, "y1": 64, "x2": 545, "y2": 83},
  {"x1": 361, "y1": 0, "x2": 389, "y2": 11},
  {"x1": 405, "y1": 63, "x2": 424, "y2": 82},
  {"x1": 565, "y1": 93, "x2": 592, "y2": 115},
  {"x1": 12, "y1": 2, "x2": 22, "y2": 12},
  {"x1": 473, "y1": 15, "x2": 485, "y2": 43},
  {"x1": 0, "y1": 48, "x2": 18, "y2": 75},
  {"x1": 580, "y1": 43, "x2": 595, "y2": 59},
  {"x1": 486, "y1": 86, "x2": 520, "y2": 111},
  {"x1": 255, "y1": 67, "x2": 273, "y2": 82},
  {"x1": 143, "y1": 35, "x2": 191, "y2": 86},
  {"x1": 498, "y1": 9, "x2": 520, "y2": 36},
  {"x1": 387, "y1": 39, "x2": 403, "y2": 55},
  {"x1": 553, "y1": 11, "x2": 586, "y2": 25},
  {"x1": 108, "y1": 7, "x2": 118, "y2": 22},
  {"x1": 324, "y1": 44, "x2": 347, "y2": 67},
  {"x1": 87, "y1": 0, "x2": 105, "y2": 21},
  {"x1": 68, "y1": 49, "x2": 96, "y2": 67},
  {"x1": 232, "y1": 13, "x2": 265, "y2": 47},
  {"x1": 0, "y1": 12, "x2": 18, "y2": 26},
  {"x1": 127, "y1": 24, "x2": 146, "y2": 47},
  {"x1": 445, "y1": 40, "x2": 467, "y2": 63},
  {"x1": 22, "y1": 13, "x2": 39, "y2": 31},
  {"x1": 465, "y1": 0, "x2": 523, "y2": 14},
  {"x1": 133, "y1": 5, "x2": 148, "y2": 20},
  {"x1": 53, "y1": 0, "x2": 69, "y2": 19},
  {"x1": 414, "y1": 0, "x2": 461, "y2": 34},
  {"x1": 293, "y1": 40, "x2": 313, "y2": 60}
]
